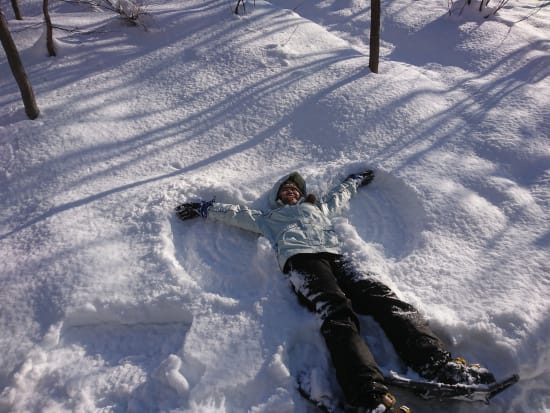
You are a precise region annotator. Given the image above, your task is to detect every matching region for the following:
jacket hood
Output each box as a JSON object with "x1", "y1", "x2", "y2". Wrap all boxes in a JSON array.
[{"x1": 268, "y1": 172, "x2": 307, "y2": 209}]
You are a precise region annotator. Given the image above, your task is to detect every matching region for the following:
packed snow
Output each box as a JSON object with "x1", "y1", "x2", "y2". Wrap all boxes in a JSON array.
[{"x1": 1, "y1": 0, "x2": 549, "y2": 412}]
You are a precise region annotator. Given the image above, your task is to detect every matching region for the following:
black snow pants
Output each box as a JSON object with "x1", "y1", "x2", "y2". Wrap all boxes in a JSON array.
[{"x1": 285, "y1": 252, "x2": 449, "y2": 404}]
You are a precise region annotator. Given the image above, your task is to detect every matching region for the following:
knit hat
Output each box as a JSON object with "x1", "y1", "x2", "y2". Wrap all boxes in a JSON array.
[
  {"x1": 280, "y1": 172, "x2": 306, "y2": 195},
  {"x1": 269, "y1": 172, "x2": 316, "y2": 208}
]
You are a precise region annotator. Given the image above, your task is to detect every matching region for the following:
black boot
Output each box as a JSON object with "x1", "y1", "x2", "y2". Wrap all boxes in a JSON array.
[{"x1": 421, "y1": 356, "x2": 496, "y2": 385}]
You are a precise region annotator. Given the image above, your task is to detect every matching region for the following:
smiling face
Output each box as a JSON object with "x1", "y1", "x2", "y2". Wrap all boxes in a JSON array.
[{"x1": 278, "y1": 183, "x2": 302, "y2": 205}]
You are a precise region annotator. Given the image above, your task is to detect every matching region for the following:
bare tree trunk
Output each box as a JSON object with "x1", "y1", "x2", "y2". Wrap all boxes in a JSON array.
[
  {"x1": 11, "y1": 0, "x2": 23, "y2": 20},
  {"x1": 43, "y1": 0, "x2": 56, "y2": 56},
  {"x1": 479, "y1": 0, "x2": 490, "y2": 12},
  {"x1": 369, "y1": 0, "x2": 380, "y2": 73},
  {"x1": 0, "y1": 9, "x2": 40, "y2": 119}
]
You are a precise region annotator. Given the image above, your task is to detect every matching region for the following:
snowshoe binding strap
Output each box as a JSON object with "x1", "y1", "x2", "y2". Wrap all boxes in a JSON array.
[
  {"x1": 380, "y1": 392, "x2": 412, "y2": 413},
  {"x1": 381, "y1": 392, "x2": 396, "y2": 408},
  {"x1": 454, "y1": 357, "x2": 467, "y2": 366},
  {"x1": 453, "y1": 357, "x2": 481, "y2": 369}
]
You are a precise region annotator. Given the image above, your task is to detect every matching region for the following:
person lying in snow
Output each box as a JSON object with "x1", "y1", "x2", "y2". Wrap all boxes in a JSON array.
[{"x1": 175, "y1": 170, "x2": 495, "y2": 413}]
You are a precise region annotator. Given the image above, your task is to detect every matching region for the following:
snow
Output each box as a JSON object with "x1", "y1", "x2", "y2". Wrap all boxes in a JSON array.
[{"x1": 1, "y1": 0, "x2": 549, "y2": 412}]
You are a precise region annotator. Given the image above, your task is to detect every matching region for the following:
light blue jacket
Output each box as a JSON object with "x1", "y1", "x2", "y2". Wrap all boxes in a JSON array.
[{"x1": 206, "y1": 172, "x2": 360, "y2": 271}]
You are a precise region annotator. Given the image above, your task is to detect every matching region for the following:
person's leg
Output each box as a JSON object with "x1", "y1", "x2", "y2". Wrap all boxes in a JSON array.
[
  {"x1": 335, "y1": 261, "x2": 496, "y2": 384},
  {"x1": 286, "y1": 254, "x2": 387, "y2": 407},
  {"x1": 332, "y1": 258, "x2": 450, "y2": 374}
]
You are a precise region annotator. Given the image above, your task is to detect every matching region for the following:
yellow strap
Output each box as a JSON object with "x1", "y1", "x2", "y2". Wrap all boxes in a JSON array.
[
  {"x1": 381, "y1": 392, "x2": 396, "y2": 408},
  {"x1": 381, "y1": 391, "x2": 411, "y2": 413},
  {"x1": 455, "y1": 356, "x2": 482, "y2": 369},
  {"x1": 454, "y1": 356, "x2": 467, "y2": 366}
]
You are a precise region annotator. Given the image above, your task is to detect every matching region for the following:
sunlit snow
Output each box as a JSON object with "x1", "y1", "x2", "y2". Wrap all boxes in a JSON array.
[{"x1": 1, "y1": 1, "x2": 549, "y2": 412}]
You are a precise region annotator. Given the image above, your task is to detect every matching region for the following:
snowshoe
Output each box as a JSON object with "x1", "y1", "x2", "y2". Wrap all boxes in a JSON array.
[{"x1": 384, "y1": 371, "x2": 519, "y2": 403}]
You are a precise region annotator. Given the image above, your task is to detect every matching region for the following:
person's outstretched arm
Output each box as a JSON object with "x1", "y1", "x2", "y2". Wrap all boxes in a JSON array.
[
  {"x1": 319, "y1": 170, "x2": 375, "y2": 216},
  {"x1": 175, "y1": 199, "x2": 264, "y2": 235}
]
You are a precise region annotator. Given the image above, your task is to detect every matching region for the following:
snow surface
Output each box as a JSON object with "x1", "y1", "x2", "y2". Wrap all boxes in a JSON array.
[{"x1": 1, "y1": 0, "x2": 549, "y2": 412}]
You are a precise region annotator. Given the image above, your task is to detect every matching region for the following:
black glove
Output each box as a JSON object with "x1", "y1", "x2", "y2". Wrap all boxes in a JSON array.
[
  {"x1": 175, "y1": 199, "x2": 214, "y2": 220},
  {"x1": 175, "y1": 202, "x2": 200, "y2": 220},
  {"x1": 346, "y1": 169, "x2": 375, "y2": 187}
]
